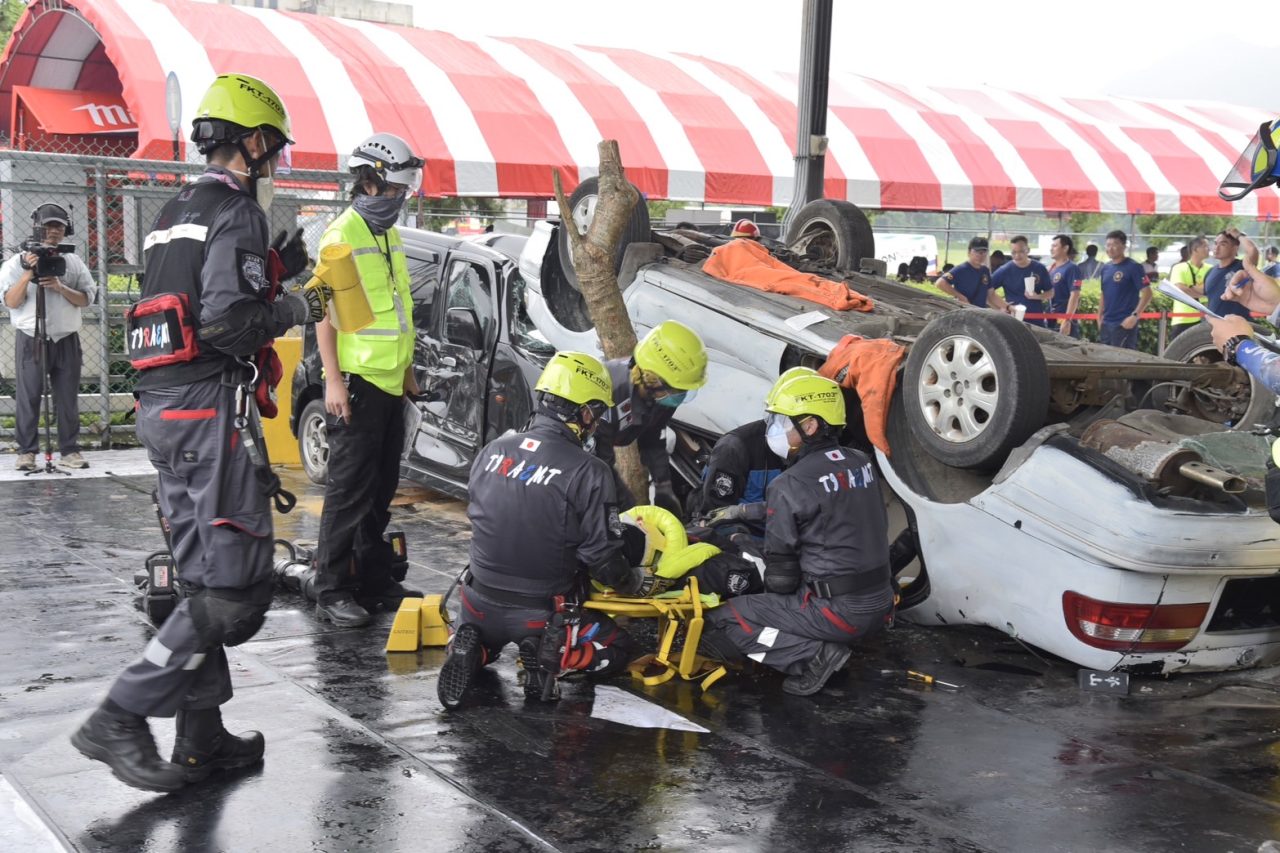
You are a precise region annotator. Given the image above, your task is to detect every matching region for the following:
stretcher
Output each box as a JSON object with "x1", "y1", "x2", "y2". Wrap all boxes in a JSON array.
[{"x1": 584, "y1": 576, "x2": 728, "y2": 691}]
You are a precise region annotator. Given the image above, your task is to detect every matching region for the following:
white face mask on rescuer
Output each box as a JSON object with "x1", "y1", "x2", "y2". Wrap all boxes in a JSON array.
[{"x1": 766, "y1": 413, "x2": 793, "y2": 461}]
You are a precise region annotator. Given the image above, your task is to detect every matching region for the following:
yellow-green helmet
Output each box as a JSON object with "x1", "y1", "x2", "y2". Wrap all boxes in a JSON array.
[
  {"x1": 191, "y1": 73, "x2": 293, "y2": 153},
  {"x1": 535, "y1": 351, "x2": 613, "y2": 408},
  {"x1": 765, "y1": 366, "x2": 819, "y2": 408},
  {"x1": 765, "y1": 373, "x2": 846, "y2": 427},
  {"x1": 633, "y1": 320, "x2": 708, "y2": 391}
]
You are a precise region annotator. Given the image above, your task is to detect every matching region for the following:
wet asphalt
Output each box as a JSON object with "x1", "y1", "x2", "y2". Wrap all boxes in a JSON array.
[{"x1": 1, "y1": 462, "x2": 1279, "y2": 852}]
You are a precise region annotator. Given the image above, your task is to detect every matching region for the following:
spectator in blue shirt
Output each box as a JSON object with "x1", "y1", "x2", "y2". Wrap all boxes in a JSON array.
[
  {"x1": 936, "y1": 236, "x2": 1010, "y2": 313},
  {"x1": 1047, "y1": 234, "x2": 1084, "y2": 337},
  {"x1": 1204, "y1": 231, "x2": 1251, "y2": 319},
  {"x1": 992, "y1": 235, "x2": 1052, "y2": 327},
  {"x1": 1096, "y1": 230, "x2": 1151, "y2": 350}
]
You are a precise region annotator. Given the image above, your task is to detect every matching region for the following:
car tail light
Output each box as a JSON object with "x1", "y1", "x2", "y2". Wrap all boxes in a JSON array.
[{"x1": 1062, "y1": 591, "x2": 1210, "y2": 653}]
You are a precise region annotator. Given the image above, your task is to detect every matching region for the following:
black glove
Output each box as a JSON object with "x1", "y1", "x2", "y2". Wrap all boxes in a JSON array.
[
  {"x1": 272, "y1": 228, "x2": 310, "y2": 282},
  {"x1": 652, "y1": 480, "x2": 683, "y2": 518},
  {"x1": 280, "y1": 289, "x2": 327, "y2": 326},
  {"x1": 704, "y1": 502, "x2": 766, "y2": 525}
]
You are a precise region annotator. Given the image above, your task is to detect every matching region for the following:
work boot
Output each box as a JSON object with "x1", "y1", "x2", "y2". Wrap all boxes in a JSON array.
[
  {"x1": 357, "y1": 579, "x2": 424, "y2": 613},
  {"x1": 59, "y1": 451, "x2": 89, "y2": 469},
  {"x1": 518, "y1": 636, "x2": 559, "y2": 702},
  {"x1": 171, "y1": 708, "x2": 264, "y2": 782},
  {"x1": 70, "y1": 700, "x2": 187, "y2": 793},
  {"x1": 437, "y1": 624, "x2": 483, "y2": 710},
  {"x1": 782, "y1": 643, "x2": 852, "y2": 697},
  {"x1": 14, "y1": 453, "x2": 35, "y2": 472},
  {"x1": 316, "y1": 594, "x2": 372, "y2": 628}
]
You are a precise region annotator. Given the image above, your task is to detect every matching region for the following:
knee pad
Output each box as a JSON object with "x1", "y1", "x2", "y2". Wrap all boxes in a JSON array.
[{"x1": 189, "y1": 581, "x2": 273, "y2": 647}]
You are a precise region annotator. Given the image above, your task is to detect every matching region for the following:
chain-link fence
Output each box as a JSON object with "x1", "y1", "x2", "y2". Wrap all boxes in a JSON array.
[{"x1": 0, "y1": 148, "x2": 352, "y2": 449}]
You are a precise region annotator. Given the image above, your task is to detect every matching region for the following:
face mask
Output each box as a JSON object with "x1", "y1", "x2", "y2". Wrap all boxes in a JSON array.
[
  {"x1": 766, "y1": 416, "x2": 793, "y2": 461},
  {"x1": 353, "y1": 193, "x2": 405, "y2": 234},
  {"x1": 227, "y1": 132, "x2": 278, "y2": 210},
  {"x1": 655, "y1": 391, "x2": 687, "y2": 409},
  {"x1": 255, "y1": 174, "x2": 275, "y2": 211}
]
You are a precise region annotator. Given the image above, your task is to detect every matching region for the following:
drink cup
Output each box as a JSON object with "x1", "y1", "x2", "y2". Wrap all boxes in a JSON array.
[
  {"x1": 1012, "y1": 304, "x2": 1027, "y2": 322},
  {"x1": 1024, "y1": 276, "x2": 1038, "y2": 298}
]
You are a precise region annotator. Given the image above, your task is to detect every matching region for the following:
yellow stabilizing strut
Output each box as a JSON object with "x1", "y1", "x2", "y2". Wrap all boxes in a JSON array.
[
  {"x1": 303, "y1": 242, "x2": 373, "y2": 333},
  {"x1": 584, "y1": 576, "x2": 728, "y2": 690}
]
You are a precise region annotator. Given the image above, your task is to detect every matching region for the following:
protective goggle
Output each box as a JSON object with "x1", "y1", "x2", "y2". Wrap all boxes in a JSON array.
[
  {"x1": 641, "y1": 370, "x2": 697, "y2": 407},
  {"x1": 1219, "y1": 120, "x2": 1280, "y2": 202},
  {"x1": 765, "y1": 412, "x2": 793, "y2": 432}
]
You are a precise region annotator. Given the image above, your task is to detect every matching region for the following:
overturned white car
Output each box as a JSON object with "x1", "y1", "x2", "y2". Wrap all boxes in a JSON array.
[{"x1": 520, "y1": 185, "x2": 1280, "y2": 675}]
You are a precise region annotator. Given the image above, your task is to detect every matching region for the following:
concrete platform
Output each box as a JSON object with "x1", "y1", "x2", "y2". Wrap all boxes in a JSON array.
[{"x1": 1, "y1": 453, "x2": 1279, "y2": 851}]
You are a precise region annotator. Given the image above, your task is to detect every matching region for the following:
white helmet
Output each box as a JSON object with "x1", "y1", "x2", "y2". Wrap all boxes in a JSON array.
[{"x1": 348, "y1": 132, "x2": 424, "y2": 194}]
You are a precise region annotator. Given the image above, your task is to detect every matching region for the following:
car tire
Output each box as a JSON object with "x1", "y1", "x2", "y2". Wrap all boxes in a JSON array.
[
  {"x1": 298, "y1": 399, "x2": 329, "y2": 485},
  {"x1": 557, "y1": 176, "x2": 651, "y2": 293},
  {"x1": 1153, "y1": 322, "x2": 1277, "y2": 429},
  {"x1": 785, "y1": 198, "x2": 875, "y2": 271},
  {"x1": 903, "y1": 310, "x2": 1050, "y2": 470}
]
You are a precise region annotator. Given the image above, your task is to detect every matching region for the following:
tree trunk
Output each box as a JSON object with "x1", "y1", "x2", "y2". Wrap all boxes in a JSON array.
[{"x1": 552, "y1": 141, "x2": 649, "y2": 502}]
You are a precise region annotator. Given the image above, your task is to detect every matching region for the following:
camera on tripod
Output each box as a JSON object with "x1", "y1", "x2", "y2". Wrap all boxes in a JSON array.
[{"x1": 19, "y1": 203, "x2": 75, "y2": 279}]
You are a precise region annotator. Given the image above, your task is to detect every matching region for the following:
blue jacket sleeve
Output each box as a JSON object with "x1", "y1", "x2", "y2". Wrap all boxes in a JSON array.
[{"x1": 1235, "y1": 340, "x2": 1280, "y2": 395}]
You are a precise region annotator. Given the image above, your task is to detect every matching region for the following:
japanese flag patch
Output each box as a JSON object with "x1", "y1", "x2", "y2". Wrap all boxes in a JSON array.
[
  {"x1": 519, "y1": 438, "x2": 541, "y2": 452},
  {"x1": 825, "y1": 449, "x2": 845, "y2": 462}
]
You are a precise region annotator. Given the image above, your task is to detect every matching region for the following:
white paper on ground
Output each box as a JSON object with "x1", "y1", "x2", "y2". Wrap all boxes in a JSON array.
[
  {"x1": 784, "y1": 310, "x2": 828, "y2": 331},
  {"x1": 590, "y1": 685, "x2": 710, "y2": 733}
]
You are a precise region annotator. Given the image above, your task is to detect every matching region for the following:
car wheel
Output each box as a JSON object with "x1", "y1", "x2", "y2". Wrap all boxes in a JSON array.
[
  {"x1": 903, "y1": 310, "x2": 1050, "y2": 470},
  {"x1": 298, "y1": 399, "x2": 329, "y2": 485},
  {"x1": 1153, "y1": 323, "x2": 1277, "y2": 429},
  {"x1": 556, "y1": 176, "x2": 652, "y2": 292},
  {"x1": 785, "y1": 198, "x2": 875, "y2": 271}
]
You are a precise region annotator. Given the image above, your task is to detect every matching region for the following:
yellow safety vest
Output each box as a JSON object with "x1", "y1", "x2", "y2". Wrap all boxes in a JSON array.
[
  {"x1": 1169, "y1": 261, "x2": 1208, "y2": 327},
  {"x1": 320, "y1": 207, "x2": 414, "y2": 396}
]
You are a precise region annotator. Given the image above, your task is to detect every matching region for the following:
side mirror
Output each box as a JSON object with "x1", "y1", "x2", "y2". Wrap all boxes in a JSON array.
[{"x1": 445, "y1": 306, "x2": 483, "y2": 350}]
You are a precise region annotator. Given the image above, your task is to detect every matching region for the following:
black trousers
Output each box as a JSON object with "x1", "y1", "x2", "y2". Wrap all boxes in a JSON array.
[{"x1": 313, "y1": 374, "x2": 405, "y2": 603}]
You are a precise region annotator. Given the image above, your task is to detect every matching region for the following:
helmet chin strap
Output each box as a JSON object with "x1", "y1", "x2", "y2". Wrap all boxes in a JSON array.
[{"x1": 226, "y1": 130, "x2": 285, "y2": 194}]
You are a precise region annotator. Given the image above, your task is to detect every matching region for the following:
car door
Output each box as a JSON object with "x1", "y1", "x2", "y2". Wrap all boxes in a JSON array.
[{"x1": 410, "y1": 254, "x2": 496, "y2": 485}]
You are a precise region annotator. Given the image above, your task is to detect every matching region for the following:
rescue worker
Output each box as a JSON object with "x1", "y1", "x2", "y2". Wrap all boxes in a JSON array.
[
  {"x1": 312, "y1": 133, "x2": 426, "y2": 628},
  {"x1": 72, "y1": 73, "x2": 327, "y2": 792},
  {"x1": 1212, "y1": 121, "x2": 1280, "y2": 394},
  {"x1": 696, "y1": 372, "x2": 894, "y2": 696},
  {"x1": 438, "y1": 351, "x2": 643, "y2": 710},
  {"x1": 688, "y1": 366, "x2": 817, "y2": 533},
  {"x1": 594, "y1": 320, "x2": 708, "y2": 517}
]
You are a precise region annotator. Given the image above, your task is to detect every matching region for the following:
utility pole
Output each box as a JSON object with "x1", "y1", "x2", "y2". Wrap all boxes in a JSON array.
[{"x1": 782, "y1": 0, "x2": 833, "y2": 233}]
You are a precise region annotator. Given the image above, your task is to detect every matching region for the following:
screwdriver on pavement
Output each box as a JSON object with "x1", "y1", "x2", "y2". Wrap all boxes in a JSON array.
[{"x1": 906, "y1": 670, "x2": 961, "y2": 689}]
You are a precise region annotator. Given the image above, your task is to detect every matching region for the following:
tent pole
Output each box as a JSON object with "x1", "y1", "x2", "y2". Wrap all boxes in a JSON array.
[
  {"x1": 943, "y1": 213, "x2": 951, "y2": 268},
  {"x1": 782, "y1": 0, "x2": 832, "y2": 233}
]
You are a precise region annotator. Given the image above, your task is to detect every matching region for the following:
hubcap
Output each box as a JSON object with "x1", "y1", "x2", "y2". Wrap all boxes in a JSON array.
[
  {"x1": 917, "y1": 334, "x2": 999, "y2": 443},
  {"x1": 302, "y1": 410, "x2": 328, "y2": 474}
]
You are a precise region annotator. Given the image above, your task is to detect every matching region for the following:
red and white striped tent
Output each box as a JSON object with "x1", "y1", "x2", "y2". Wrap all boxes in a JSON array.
[{"x1": 3, "y1": 0, "x2": 1277, "y2": 217}]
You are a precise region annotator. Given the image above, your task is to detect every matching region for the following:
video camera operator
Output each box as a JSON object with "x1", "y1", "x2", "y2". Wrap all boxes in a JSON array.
[{"x1": 1, "y1": 203, "x2": 95, "y2": 470}]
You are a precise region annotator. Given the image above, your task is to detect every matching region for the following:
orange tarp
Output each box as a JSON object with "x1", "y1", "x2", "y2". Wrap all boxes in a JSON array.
[
  {"x1": 702, "y1": 239, "x2": 874, "y2": 312},
  {"x1": 819, "y1": 335, "x2": 906, "y2": 456}
]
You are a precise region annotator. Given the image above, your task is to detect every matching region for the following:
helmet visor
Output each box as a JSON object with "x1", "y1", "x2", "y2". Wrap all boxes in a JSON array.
[{"x1": 1219, "y1": 121, "x2": 1279, "y2": 202}]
